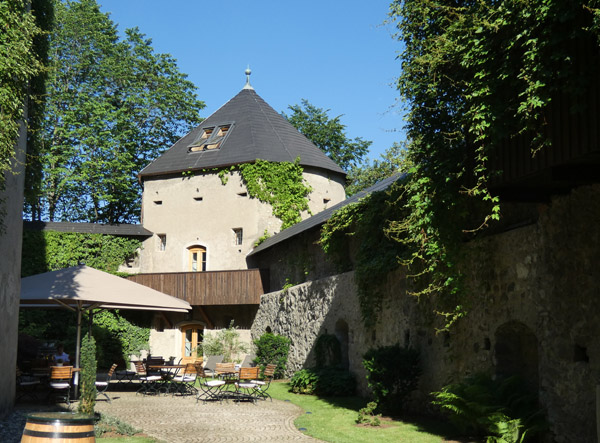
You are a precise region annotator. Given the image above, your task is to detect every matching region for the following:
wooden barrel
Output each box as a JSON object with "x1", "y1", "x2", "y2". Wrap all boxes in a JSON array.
[{"x1": 21, "y1": 412, "x2": 95, "y2": 442}]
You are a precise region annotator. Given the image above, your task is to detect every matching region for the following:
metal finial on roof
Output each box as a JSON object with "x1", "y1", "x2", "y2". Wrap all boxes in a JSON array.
[{"x1": 243, "y1": 66, "x2": 253, "y2": 90}]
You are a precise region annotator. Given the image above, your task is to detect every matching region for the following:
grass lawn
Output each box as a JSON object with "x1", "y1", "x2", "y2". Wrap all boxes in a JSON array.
[
  {"x1": 268, "y1": 381, "x2": 456, "y2": 443},
  {"x1": 97, "y1": 438, "x2": 156, "y2": 443}
]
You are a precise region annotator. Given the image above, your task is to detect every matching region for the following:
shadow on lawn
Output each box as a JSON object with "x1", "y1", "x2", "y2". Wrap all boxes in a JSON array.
[{"x1": 299, "y1": 393, "x2": 480, "y2": 443}]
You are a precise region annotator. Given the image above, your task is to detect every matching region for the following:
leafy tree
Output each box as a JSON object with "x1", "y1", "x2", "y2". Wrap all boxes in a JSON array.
[
  {"x1": 0, "y1": 0, "x2": 50, "y2": 225},
  {"x1": 26, "y1": 0, "x2": 204, "y2": 223},
  {"x1": 284, "y1": 99, "x2": 371, "y2": 172},
  {"x1": 345, "y1": 142, "x2": 409, "y2": 196},
  {"x1": 199, "y1": 321, "x2": 249, "y2": 363}
]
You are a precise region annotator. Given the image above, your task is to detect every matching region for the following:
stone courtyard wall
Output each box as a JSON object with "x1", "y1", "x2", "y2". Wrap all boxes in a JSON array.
[
  {"x1": 251, "y1": 184, "x2": 600, "y2": 443},
  {"x1": 0, "y1": 120, "x2": 27, "y2": 417}
]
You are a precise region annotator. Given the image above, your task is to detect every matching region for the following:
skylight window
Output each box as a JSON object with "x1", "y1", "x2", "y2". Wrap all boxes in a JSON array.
[{"x1": 188, "y1": 123, "x2": 233, "y2": 152}]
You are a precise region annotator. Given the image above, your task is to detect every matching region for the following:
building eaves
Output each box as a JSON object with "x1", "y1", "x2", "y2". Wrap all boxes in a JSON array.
[
  {"x1": 248, "y1": 173, "x2": 406, "y2": 257},
  {"x1": 23, "y1": 221, "x2": 153, "y2": 237}
]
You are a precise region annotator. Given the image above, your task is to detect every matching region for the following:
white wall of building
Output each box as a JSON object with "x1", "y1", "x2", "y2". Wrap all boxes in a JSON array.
[{"x1": 139, "y1": 168, "x2": 345, "y2": 273}]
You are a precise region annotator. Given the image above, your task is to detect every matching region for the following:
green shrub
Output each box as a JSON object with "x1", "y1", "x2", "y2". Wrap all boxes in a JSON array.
[
  {"x1": 199, "y1": 321, "x2": 249, "y2": 363},
  {"x1": 290, "y1": 367, "x2": 356, "y2": 396},
  {"x1": 78, "y1": 333, "x2": 97, "y2": 415},
  {"x1": 363, "y1": 344, "x2": 421, "y2": 414},
  {"x1": 95, "y1": 414, "x2": 140, "y2": 437},
  {"x1": 356, "y1": 401, "x2": 382, "y2": 426},
  {"x1": 431, "y1": 373, "x2": 547, "y2": 442},
  {"x1": 315, "y1": 333, "x2": 342, "y2": 368},
  {"x1": 254, "y1": 332, "x2": 291, "y2": 379}
]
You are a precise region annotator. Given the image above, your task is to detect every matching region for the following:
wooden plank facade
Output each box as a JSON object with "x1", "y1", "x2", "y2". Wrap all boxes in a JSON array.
[
  {"x1": 127, "y1": 269, "x2": 268, "y2": 306},
  {"x1": 490, "y1": 53, "x2": 600, "y2": 198}
]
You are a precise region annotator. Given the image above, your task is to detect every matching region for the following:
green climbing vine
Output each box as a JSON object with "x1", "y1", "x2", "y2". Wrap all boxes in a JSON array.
[
  {"x1": 20, "y1": 229, "x2": 149, "y2": 368},
  {"x1": 320, "y1": 181, "x2": 407, "y2": 328},
  {"x1": 218, "y1": 158, "x2": 312, "y2": 229},
  {"x1": 21, "y1": 230, "x2": 141, "y2": 277},
  {"x1": 321, "y1": 1, "x2": 600, "y2": 331}
]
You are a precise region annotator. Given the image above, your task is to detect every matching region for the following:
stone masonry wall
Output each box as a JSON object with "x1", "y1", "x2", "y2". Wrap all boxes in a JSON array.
[
  {"x1": 251, "y1": 184, "x2": 600, "y2": 443},
  {"x1": 0, "y1": 119, "x2": 27, "y2": 417}
]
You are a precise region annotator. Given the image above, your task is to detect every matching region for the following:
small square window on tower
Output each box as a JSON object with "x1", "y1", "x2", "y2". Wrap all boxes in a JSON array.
[
  {"x1": 233, "y1": 228, "x2": 243, "y2": 246},
  {"x1": 157, "y1": 234, "x2": 167, "y2": 251}
]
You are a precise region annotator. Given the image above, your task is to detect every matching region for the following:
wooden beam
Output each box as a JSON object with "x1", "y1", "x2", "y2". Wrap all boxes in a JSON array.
[{"x1": 197, "y1": 307, "x2": 213, "y2": 329}]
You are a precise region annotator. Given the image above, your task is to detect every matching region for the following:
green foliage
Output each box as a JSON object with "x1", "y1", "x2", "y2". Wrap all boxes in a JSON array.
[
  {"x1": 314, "y1": 333, "x2": 342, "y2": 368},
  {"x1": 92, "y1": 310, "x2": 150, "y2": 368},
  {"x1": 284, "y1": 99, "x2": 371, "y2": 172},
  {"x1": 21, "y1": 230, "x2": 140, "y2": 276},
  {"x1": 19, "y1": 309, "x2": 77, "y2": 353},
  {"x1": 384, "y1": 0, "x2": 600, "y2": 327},
  {"x1": 0, "y1": 0, "x2": 51, "y2": 229},
  {"x1": 254, "y1": 229, "x2": 270, "y2": 247},
  {"x1": 95, "y1": 414, "x2": 141, "y2": 437},
  {"x1": 363, "y1": 344, "x2": 421, "y2": 415},
  {"x1": 290, "y1": 367, "x2": 356, "y2": 396},
  {"x1": 200, "y1": 321, "x2": 249, "y2": 363},
  {"x1": 253, "y1": 332, "x2": 291, "y2": 379},
  {"x1": 431, "y1": 373, "x2": 547, "y2": 442},
  {"x1": 0, "y1": 0, "x2": 43, "y2": 178},
  {"x1": 320, "y1": 181, "x2": 407, "y2": 327},
  {"x1": 78, "y1": 333, "x2": 97, "y2": 415},
  {"x1": 346, "y1": 142, "x2": 409, "y2": 196},
  {"x1": 356, "y1": 401, "x2": 382, "y2": 426},
  {"x1": 20, "y1": 229, "x2": 148, "y2": 369},
  {"x1": 26, "y1": 0, "x2": 204, "y2": 223},
  {"x1": 216, "y1": 159, "x2": 311, "y2": 229},
  {"x1": 239, "y1": 158, "x2": 312, "y2": 229}
]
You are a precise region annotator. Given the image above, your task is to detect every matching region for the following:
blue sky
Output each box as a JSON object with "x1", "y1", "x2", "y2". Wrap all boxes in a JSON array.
[{"x1": 97, "y1": 0, "x2": 406, "y2": 161}]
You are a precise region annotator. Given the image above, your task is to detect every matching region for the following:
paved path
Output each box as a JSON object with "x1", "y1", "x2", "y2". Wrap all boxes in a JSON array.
[{"x1": 95, "y1": 390, "x2": 318, "y2": 442}]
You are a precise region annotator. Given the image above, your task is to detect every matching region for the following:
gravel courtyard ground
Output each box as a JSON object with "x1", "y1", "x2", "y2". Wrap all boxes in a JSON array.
[{"x1": 1, "y1": 386, "x2": 317, "y2": 443}]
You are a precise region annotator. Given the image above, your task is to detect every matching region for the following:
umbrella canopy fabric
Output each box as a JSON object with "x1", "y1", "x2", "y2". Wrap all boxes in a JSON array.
[
  {"x1": 21, "y1": 265, "x2": 190, "y2": 312},
  {"x1": 20, "y1": 265, "x2": 191, "y2": 395}
]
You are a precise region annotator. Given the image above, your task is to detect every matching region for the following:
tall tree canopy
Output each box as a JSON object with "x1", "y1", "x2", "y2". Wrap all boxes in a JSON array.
[
  {"x1": 345, "y1": 142, "x2": 408, "y2": 196},
  {"x1": 284, "y1": 99, "x2": 371, "y2": 172},
  {"x1": 0, "y1": 0, "x2": 45, "y2": 187},
  {"x1": 25, "y1": 0, "x2": 204, "y2": 223}
]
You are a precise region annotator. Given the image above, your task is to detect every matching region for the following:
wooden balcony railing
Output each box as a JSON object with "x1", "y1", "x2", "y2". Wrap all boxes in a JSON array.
[{"x1": 127, "y1": 269, "x2": 268, "y2": 306}]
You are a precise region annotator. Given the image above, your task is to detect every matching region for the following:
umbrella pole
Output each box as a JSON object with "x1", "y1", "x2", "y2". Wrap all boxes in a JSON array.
[{"x1": 74, "y1": 305, "x2": 82, "y2": 399}]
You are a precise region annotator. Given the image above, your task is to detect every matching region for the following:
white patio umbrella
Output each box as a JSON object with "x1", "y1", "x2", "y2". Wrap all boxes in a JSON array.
[{"x1": 20, "y1": 265, "x2": 191, "y2": 392}]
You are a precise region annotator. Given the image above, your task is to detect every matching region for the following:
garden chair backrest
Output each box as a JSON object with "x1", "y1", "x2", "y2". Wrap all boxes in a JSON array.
[
  {"x1": 215, "y1": 362, "x2": 235, "y2": 375},
  {"x1": 238, "y1": 367, "x2": 259, "y2": 381}
]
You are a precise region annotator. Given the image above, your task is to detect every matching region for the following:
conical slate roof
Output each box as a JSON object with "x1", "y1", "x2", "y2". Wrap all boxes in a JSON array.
[{"x1": 139, "y1": 87, "x2": 346, "y2": 178}]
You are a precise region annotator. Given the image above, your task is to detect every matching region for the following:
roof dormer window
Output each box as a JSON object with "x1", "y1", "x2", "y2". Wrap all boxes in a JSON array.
[{"x1": 188, "y1": 124, "x2": 232, "y2": 152}]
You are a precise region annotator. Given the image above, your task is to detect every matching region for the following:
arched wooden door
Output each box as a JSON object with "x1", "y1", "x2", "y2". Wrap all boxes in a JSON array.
[{"x1": 181, "y1": 324, "x2": 204, "y2": 365}]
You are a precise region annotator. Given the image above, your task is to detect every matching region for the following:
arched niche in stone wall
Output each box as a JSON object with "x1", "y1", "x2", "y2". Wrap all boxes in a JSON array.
[
  {"x1": 494, "y1": 320, "x2": 539, "y2": 391},
  {"x1": 335, "y1": 319, "x2": 350, "y2": 370}
]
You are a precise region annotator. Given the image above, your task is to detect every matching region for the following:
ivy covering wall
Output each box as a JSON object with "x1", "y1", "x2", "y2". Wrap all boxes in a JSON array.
[
  {"x1": 20, "y1": 230, "x2": 149, "y2": 368},
  {"x1": 322, "y1": 1, "x2": 600, "y2": 330},
  {"x1": 21, "y1": 230, "x2": 140, "y2": 277},
  {"x1": 214, "y1": 157, "x2": 313, "y2": 230}
]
